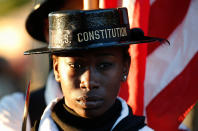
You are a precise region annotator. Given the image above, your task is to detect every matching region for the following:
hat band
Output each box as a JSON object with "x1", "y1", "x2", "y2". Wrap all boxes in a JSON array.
[{"x1": 49, "y1": 26, "x2": 129, "y2": 48}]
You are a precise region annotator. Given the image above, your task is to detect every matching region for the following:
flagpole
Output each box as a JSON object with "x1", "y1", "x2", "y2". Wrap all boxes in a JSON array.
[
  {"x1": 22, "y1": 81, "x2": 31, "y2": 131},
  {"x1": 83, "y1": 0, "x2": 99, "y2": 10}
]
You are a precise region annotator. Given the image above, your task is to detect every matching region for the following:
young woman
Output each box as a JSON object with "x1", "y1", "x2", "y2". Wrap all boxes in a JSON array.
[{"x1": 25, "y1": 8, "x2": 166, "y2": 131}]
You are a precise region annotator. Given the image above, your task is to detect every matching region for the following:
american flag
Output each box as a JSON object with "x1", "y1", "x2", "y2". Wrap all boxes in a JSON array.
[{"x1": 100, "y1": 0, "x2": 198, "y2": 131}]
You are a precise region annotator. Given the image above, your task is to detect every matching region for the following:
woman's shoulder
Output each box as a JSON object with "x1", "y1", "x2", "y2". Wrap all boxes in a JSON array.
[
  {"x1": 139, "y1": 126, "x2": 154, "y2": 131},
  {"x1": 38, "y1": 97, "x2": 62, "y2": 131}
]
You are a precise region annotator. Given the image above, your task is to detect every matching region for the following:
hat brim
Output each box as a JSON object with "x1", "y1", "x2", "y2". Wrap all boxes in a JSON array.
[{"x1": 24, "y1": 37, "x2": 166, "y2": 55}]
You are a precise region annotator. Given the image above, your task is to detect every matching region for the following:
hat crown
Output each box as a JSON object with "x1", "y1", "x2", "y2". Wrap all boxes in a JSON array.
[
  {"x1": 49, "y1": 8, "x2": 129, "y2": 30},
  {"x1": 48, "y1": 8, "x2": 130, "y2": 49},
  {"x1": 24, "y1": 7, "x2": 166, "y2": 55}
]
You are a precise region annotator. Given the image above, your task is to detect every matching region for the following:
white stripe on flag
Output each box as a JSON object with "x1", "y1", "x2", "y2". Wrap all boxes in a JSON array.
[
  {"x1": 121, "y1": 0, "x2": 136, "y2": 28},
  {"x1": 144, "y1": 0, "x2": 198, "y2": 107}
]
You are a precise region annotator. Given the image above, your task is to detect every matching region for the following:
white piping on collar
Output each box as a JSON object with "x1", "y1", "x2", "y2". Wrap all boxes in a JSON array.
[
  {"x1": 111, "y1": 98, "x2": 154, "y2": 131},
  {"x1": 39, "y1": 98, "x2": 62, "y2": 131},
  {"x1": 44, "y1": 71, "x2": 63, "y2": 105},
  {"x1": 111, "y1": 97, "x2": 129, "y2": 131}
]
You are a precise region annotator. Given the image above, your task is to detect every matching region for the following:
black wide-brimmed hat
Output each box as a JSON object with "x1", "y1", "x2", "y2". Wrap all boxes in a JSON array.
[
  {"x1": 24, "y1": 8, "x2": 167, "y2": 55},
  {"x1": 26, "y1": 0, "x2": 83, "y2": 42}
]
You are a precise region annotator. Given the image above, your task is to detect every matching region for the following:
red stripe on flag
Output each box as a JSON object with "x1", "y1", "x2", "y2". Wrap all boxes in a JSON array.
[
  {"x1": 118, "y1": 0, "x2": 149, "y2": 116},
  {"x1": 125, "y1": 44, "x2": 147, "y2": 115},
  {"x1": 132, "y1": 0, "x2": 149, "y2": 33},
  {"x1": 100, "y1": 0, "x2": 118, "y2": 8},
  {"x1": 146, "y1": 52, "x2": 198, "y2": 131},
  {"x1": 127, "y1": 0, "x2": 149, "y2": 116},
  {"x1": 147, "y1": 0, "x2": 191, "y2": 55}
]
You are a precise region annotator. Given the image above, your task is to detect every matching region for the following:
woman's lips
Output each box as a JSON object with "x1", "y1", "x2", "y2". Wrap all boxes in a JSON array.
[{"x1": 76, "y1": 96, "x2": 104, "y2": 109}]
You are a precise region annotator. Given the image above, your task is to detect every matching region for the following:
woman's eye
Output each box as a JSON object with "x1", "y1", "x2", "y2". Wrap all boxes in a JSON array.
[
  {"x1": 69, "y1": 63, "x2": 83, "y2": 70},
  {"x1": 97, "y1": 62, "x2": 113, "y2": 71}
]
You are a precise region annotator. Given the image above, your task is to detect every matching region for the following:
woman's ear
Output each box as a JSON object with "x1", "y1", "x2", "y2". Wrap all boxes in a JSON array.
[
  {"x1": 52, "y1": 55, "x2": 61, "y2": 82},
  {"x1": 122, "y1": 58, "x2": 130, "y2": 82}
]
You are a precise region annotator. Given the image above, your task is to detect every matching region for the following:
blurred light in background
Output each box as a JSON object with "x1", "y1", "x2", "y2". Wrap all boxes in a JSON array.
[{"x1": 0, "y1": 21, "x2": 29, "y2": 60}]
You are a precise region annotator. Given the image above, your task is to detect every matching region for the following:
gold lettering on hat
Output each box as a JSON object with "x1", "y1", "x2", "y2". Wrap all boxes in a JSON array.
[
  {"x1": 89, "y1": 31, "x2": 95, "y2": 40},
  {"x1": 63, "y1": 32, "x2": 70, "y2": 44},
  {"x1": 77, "y1": 33, "x2": 83, "y2": 42},
  {"x1": 115, "y1": 28, "x2": 120, "y2": 37},
  {"x1": 112, "y1": 28, "x2": 116, "y2": 38},
  {"x1": 104, "y1": 29, "x2": 108, "y2": 39},
  {"x1": 95, "y1": 30, "x2": 100, "y2": 39},
  {"x1": 83, "y1": 32, "x2": 89, "y2": 41},
  {"x1": 49, "y1": 30, "x2": 71, "y2": 48},
  {"x1": 100, "y1": 29, "x2": 104, "y2": 39},
  {"x1": 76, "y1": 27, "x2": 128, "y2": 43},
  {"x1": 120, "y1": 27, "x2": 127, "y2": 37},
  {"x1": 107, "y1": 29, "x2": 112, "y2": 38}
]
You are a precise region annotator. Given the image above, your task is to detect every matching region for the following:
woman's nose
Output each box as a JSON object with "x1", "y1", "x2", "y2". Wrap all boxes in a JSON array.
[{"x1": 80, "y1": 67, "x2": 99, "y2": 91}]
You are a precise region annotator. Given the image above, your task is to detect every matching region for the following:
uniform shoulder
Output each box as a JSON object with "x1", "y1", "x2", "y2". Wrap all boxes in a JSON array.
[{"x1": 139, "y1": 125, "x2": 154, "y2": 131}]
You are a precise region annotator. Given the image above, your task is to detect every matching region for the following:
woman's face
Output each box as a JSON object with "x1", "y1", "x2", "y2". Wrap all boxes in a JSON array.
[{"x1": 53, "y1": 47, "x2": 129, "y2": 118}]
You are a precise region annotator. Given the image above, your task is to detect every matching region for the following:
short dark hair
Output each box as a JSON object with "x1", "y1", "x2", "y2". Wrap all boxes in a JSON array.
[{"x1": 122, "y1": 46, "x2": 130, "y2": 62}]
